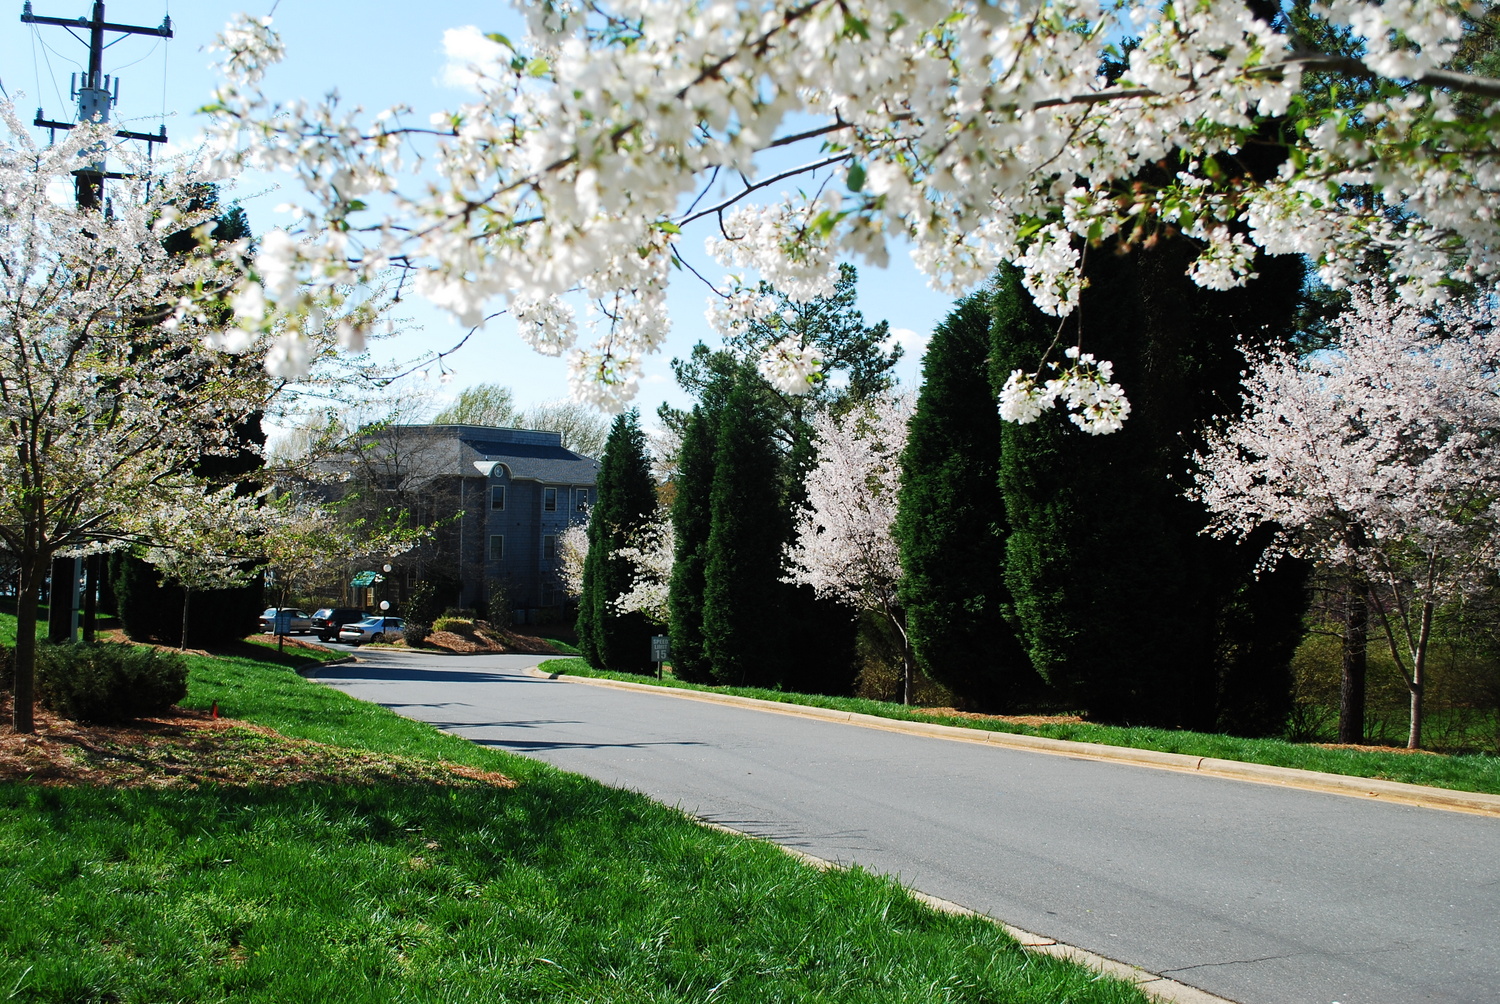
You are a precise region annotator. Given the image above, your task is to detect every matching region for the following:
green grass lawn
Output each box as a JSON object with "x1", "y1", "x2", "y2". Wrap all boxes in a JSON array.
[
  {"x1": 540, "y1": 658, "x2": 1500, "y2": 797},
  {"x1": 0, "y1": 635, "x2": 1149, "y2": 1003}
]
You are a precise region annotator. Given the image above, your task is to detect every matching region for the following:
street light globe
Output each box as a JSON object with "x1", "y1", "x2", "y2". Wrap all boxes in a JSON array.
[
  {"x1": 379, "y1": 600, "x2": 391, "y2": 611},
  {"x1": 383, "y1": 563, "x2": 393, "y2": 573}
]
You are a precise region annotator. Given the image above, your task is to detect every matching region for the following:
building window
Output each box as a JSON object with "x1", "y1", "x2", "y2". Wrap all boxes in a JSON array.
[
  {"x1": 488, "y1": 535, "x2": 504, "y2": 561},
  {"x1": 544, "y1": 487, "x2": 557, "y2": 512},
  {"x1": 543, "y1": 534, "x2": 557, "y2": 562},
  {"x1": 575, "y1": 488, "x2": 590, "y2": 511},
  {"x1": 490, "y1": 485, "x2": 505, "y2": 511}
]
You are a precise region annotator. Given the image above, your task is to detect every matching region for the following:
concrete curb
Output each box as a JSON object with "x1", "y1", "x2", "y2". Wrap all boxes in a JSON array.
[
  {"x1": 528, "y1": 667, "x2": 1500, "y2": 818},
  {"x1": 695, "y1": 819, "x2": 1238, "y2": 1004}
]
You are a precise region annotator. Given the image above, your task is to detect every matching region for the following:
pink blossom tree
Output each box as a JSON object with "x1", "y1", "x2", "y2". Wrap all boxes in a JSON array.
[
  {"x1": 785, "y1": 396, "x2": 914, "y2": 701},
  {"x1": 1193, "y1": 285, "x2": 1500, "y2": 749}
]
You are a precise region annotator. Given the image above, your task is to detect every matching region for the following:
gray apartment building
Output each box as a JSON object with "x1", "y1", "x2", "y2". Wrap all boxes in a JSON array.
[{"x1": 344, "y1": 424, "x2": 598, "y2": 619}]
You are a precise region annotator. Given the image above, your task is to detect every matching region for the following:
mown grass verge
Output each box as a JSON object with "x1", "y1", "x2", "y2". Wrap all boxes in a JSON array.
[
  {"x1": 540, "y1": 658, "x2": 1500, "y2": 797},
  {"x1": 0, "y1": 642, "x2": 1150, "y2": 1003}
]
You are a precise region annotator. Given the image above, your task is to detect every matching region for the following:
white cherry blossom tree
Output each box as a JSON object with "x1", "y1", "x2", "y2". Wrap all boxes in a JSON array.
[
  {"x1": 611, "y1": 514, "x2": 675, "y2": 626},
  {"x1": 140, "y1": 486, "x2": 271, "y2": 650},
  {"x1": 1192, "y1": 284, "x2": 1500, "y2": 749},
  {"x1": 558, "y1": 521, "x2": 591, "y2": 599},
  {"x1": 206, "y1": 1, "x2": 1500, "y2": 426},
  {"x1": 785, "y1": 395, "x2": 914, "y2": 700},
  {"x1": 0, "y1": 107, "x2": 270, "y2": 732}
]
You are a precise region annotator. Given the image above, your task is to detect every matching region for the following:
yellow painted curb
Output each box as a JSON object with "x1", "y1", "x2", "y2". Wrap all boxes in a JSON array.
[{"x1": 529, "y1": 668, "x2": 1500, "y2": 818}]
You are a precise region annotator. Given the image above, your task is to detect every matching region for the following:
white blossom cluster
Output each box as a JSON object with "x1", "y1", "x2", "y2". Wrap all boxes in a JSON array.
[
  {"x1": 204, "y1": 1, "x2": 1500, "y2": 423},
  {"x1": 785, "y1": 396, "x2": 911, "y2": 614},
  {"x1": 611, "y1": 514, "x2": 676, "y2": 625},
  {"x1": 139, "y1": 486, "x2": 274, "y2": 598},
  {"x1": 756, "y1": 338, "x2": 827, "y2": 394},
  {"x1": 558, "y1": 521, "x2": 591, "y2": 597},
  {"x1": 998, "y1": 347, "x2": 1131, "y2": 435},
  {"x1": 1194, "y1": 282, "x2": 1500, "y2": 598}
]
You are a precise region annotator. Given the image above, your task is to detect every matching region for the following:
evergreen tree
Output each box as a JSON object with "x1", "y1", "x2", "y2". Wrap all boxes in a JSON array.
[
  {"x1": 663, "y1": 267, "x2": 887, "y2": 695},
  {"x1": 896, "y1": 294, "x2": 1036, "y2": 709},
  {"x1": 109, "y1": 552, "x2": 262, "y2": 648},
  {"x1": 701, "y1": 384, "x2": 785, "y2": 686},
  {"x1": 994, "y1": 239, "x2": 1308, "y2": 732},
  {"x1": 577, "y1": 410, "x2": 657, "y2": 673},
  {"x1": 668, "y1": 402, "x2": 720, "y2": 683}
]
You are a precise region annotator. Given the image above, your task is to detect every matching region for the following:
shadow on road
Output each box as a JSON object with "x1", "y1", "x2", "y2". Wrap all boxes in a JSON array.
[
  {"x1": 310, "y1": 665, "x2": 547, "y2": 685},
  {"x1": 466, "y1": 735, "x2": 711, "y2": 754}
]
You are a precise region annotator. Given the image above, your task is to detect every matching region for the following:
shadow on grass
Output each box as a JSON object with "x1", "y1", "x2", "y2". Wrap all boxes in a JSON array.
[{"x1": 0, "y1": 775, "x2": 1148, "y2": 1004}]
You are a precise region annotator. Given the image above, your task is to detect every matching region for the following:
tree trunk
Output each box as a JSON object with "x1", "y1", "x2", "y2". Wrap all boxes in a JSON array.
[
  {"x1": 13, "y1": 552, "x2": 48, "y2": 734},
  {"x1": 1339, "y1": 577, "x2": 1368, "y2": 744},
  {"x1": 1407, "y1": 600, "x2": 1434, "y2": 750},
  {"x1": 46, "y1": 555, "x2": 73, "y2": 643},
  {"x1": 82, "y1": 554, "x2": 100, "y2": 643},
  {"x1": 180, "y1": 589, "x2": 192, "y2": 651}
]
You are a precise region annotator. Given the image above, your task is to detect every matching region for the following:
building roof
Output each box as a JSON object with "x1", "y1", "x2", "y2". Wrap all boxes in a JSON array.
[{"x1": 466, "y1": 437, "x2": 600, "y2": 484}]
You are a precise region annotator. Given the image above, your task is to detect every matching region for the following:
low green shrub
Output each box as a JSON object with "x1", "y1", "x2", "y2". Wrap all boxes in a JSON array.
[
  {"x1": 402, "y1": 622, "x2": 431, "y2": 645},
  {"x1": 431, "y1": 616, "x2": 475, "y2": 635},
  {"x1": 35, "y1": 641, "x2": 188, "y2": 723},
  {"x1": 0, "y1": 643, "x2": 11, "y2": 692}
]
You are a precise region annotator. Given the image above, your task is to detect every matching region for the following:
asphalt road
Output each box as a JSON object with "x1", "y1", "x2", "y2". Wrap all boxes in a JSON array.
[{"x1": 308, "y1": 650, "x2": 1500, "y2": 1004}]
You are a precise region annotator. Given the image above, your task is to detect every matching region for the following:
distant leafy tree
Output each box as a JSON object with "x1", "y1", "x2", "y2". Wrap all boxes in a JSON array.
[
  {"x1": 577, "y1": 410, "x2": 657, "y2": 672},
  {"x1": 896, "y1": 295, "x2": 1037, "y2": 709},
  {"x1": 432, "y1": 384, "x2": 521, "y2": 427},
  {"x1": 433, "y1": 382, "x2": 609, "y2": 457}
]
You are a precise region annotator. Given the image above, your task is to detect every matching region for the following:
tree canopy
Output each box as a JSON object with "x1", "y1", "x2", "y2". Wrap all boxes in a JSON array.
[{"x1": 210, "y1": 2, "x2": 1500, "y2": 422}]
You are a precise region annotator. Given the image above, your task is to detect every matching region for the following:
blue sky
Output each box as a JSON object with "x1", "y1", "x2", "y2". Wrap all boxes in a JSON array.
[{"x1": 4, "y1": 1, "x2": 960, "y2": 428}]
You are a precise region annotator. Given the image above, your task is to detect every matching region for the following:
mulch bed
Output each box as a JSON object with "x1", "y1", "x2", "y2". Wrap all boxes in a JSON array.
[
  {"x1": 414, "y1": 626, "x2": 560, "y2": 656},
  {"x1": 0, "y1": 694, "x2": 515, "y2": 790},
  {"x1": 1315, "y1": 742, "x2": 1441, "y2": 755}
]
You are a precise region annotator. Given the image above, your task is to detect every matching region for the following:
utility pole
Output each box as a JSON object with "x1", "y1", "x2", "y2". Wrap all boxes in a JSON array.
[
  {"x1": 21, "y1": 0, "x2": 172, "y2": 207},
  {"x1": 22, "y1": 1, "x2": 173, "y2": 640}
]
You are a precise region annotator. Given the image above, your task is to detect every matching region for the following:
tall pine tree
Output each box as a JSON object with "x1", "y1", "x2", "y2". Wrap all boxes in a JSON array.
[
  {"x1": 895, "y1": 293, "x2": 1037, "y2": 709},
  {"x1": 701, "y1": 383, "x2": 785, "y2": 687},
  {"x1": 994, "y1": 237, "x2": 1308, "y2": 733},
  {"x1": 577, "y1": 409, "x2": 657, "y2": 673},
  {"x1": 668, "y1": 400, "x2": 720, "y2": 683}
]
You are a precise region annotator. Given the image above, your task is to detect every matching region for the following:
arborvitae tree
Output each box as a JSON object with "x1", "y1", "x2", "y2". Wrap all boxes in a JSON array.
[
  {"x1": 994, "y1": 239, "x2": 1308, "y2": 732},
  {"x1": 701, "y1": 384, "x2": 785, "y2": 686},
  {"x1": 895, "y1": 294, "x2": 1037, "y2": 709},
  {"x1": 668, "y1": 402, "x2": 720, "y2": 683},
  {"x1": 577, "y1": 409, "x2": 657, "y2": 673}
]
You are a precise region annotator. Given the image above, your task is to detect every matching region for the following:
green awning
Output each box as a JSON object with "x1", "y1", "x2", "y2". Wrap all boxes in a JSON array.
[{"x1": 350, "y1": 570, "x2": 378, "y2": 587}]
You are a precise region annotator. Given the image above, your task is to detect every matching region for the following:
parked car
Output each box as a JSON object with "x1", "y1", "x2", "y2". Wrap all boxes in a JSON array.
[
  {"x1": 311, "y1": 607, "x2": 366, "y2": 641},
  {"x1": 259, "y1": 607, "x2": 314, "y2": 634},
  {"x1": 338, "y1": 616, "x2": 405, "y2": 645}
]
